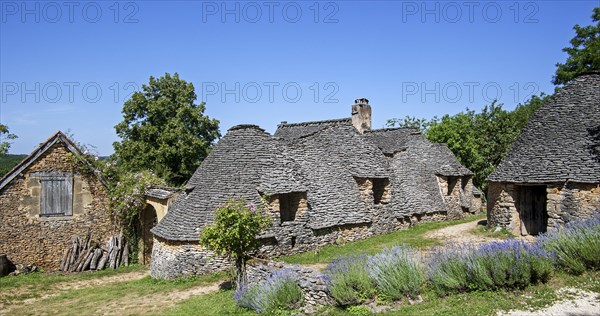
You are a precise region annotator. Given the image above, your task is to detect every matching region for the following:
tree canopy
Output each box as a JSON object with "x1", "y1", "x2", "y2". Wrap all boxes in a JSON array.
[
  {"x1": 553, "y1": 7, "x2": 600, "y2": 85},
  {"x1": 113, "y1": 73, "x2": 220, "y2": 186}
]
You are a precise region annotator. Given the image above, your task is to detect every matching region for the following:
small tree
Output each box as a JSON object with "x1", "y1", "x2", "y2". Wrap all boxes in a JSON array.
[{"x1": 199, "y1": 199, "x2": 272, "y2": 287}]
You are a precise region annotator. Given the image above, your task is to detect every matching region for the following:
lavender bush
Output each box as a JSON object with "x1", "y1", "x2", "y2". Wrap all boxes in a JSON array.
[
  {"x1": 428, "y1": 240, "x2": 553, "y2": 295},
  {"x1": 538, "y1": 215, "x2": 600, "y2": 275},
  {"x1": 233, "y1": 269, "x2": 303, "y2": 313},
  {"x1": 366, "y1": 246, "x2": 424, "y2": 300},
  {"x1": 324, "y1": 254, "x2": 376, "y2": 306}
]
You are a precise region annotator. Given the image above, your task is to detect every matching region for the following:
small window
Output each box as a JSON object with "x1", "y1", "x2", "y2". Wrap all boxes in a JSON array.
[
  {"x1": 279, "y1": 193, "x2": 300, "y2": 222},
  {"x1": 372, "y1": 178, "x2": 387, "y2": 204},
  {"x1": 40, "y1": 173, "x2": 73, "y2": 216},
  {"x1": 447, "y1": 176, "x2": 458, "y2": 195},
  {"x1": 278, "y1": 192, "x2": 306, "y2": 222}
]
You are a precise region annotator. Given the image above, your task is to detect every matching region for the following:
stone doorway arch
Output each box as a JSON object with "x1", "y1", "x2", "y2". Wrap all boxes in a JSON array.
[{"x1": 140, "y1": 205, "x2": 158, "y2": 265}]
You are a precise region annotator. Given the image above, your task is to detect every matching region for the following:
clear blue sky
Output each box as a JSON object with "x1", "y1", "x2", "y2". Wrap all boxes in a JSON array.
[{"x1": 1, "y1": 0, "x2": 598, "y2": 155}]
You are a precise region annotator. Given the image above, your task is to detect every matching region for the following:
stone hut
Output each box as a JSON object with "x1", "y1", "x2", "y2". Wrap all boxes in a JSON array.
[
  {"x1": 150, "y1": 98, "x2": 481, "y2": 279},
  {"x1": 487, "y1": 72, "x2": 600, "y2": 236},
  {"x1": 0, "y1": 131, "x2": 117, "y2": 271}
]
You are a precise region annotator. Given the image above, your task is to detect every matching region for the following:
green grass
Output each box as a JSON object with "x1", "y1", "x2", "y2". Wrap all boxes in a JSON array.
[
  {"x1": 471, "y1": 224, "x2": 514, "y2": 239},
  {"x1": 282, "y1": 213, "x2": 486, "y2": 265},
  {"x1": 0, "y1": 264, "x2": 146, "y2": 290},
  {"x1": 0, "y1": 264, "x2": 148, "y2": 305},
  {"x1": 157, "y1": 290, "x2": 256, "y2": 316},
  {"x1": 4, "y1": 270, "x2": 230, "y2": 316}
]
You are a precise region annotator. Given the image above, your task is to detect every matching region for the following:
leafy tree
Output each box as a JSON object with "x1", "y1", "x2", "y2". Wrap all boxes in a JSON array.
[
  {"x1": 0, "y1": 124, "x2": 17, "y2": 154},
  {"x1": 114, "y1": 73, "x2": 220, "y2": 186},
  {"x1": 199, "y1": 199, "x2": 272, "y2": 287},
  {"x1": 553, "y1": 7, "x2": 600, "y2": 85}
]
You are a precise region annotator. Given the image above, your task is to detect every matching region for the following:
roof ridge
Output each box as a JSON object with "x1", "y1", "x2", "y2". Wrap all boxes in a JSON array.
[
  {"x1": 228, "y1": 124, "x2": 266, "y2": 133},
  {"x1": 0, "y1": 131, "x2": 106, "y2": 191},
  {"x1": 367, "y1": 127, "x2": 421, "y2": 134},
  {"x1": 277, "y1": 117, "x2": 351, "y2": 128}
]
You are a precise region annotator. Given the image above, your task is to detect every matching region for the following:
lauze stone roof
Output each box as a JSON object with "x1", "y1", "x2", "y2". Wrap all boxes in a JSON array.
[
  {"x1": 153, "y1": 115, "x2": 475, "y2": 241},
  {"x1": 488, "y1": 72, "x2": 600, "y2": 184}
]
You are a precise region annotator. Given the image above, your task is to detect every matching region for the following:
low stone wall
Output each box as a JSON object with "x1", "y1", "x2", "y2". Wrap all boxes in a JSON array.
[
  {"x1": 149, "y1": 237, "x2": 233, "y2": 279},
  {"x1": 246, "y1": 260, "x2": 331, "y2": 308}
]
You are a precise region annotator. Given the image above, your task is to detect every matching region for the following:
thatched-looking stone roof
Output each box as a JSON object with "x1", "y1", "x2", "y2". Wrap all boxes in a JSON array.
[
  {"x1": 488, "y1": 72, "x2": 600, "y2": 184},
  {"x1": 153, "y1": 117, "x2": 475, "y2": 241}
]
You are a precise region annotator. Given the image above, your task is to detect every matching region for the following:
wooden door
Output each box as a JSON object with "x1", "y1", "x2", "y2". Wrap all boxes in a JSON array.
[{"x1": 519, "y1": 186, "x2": 548, "y2": 235}]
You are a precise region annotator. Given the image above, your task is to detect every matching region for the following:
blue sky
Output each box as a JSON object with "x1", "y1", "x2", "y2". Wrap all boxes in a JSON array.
[{"x1": 1, "y1": 0, "x2": 599, "y2": 155}]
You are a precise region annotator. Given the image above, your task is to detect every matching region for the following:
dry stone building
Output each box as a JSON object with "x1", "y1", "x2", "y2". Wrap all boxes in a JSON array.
[
  {"x1": 487, "y1": 72, "x2": 600, "y2": 236},
  {"x1": 151, "y1": 99, "x2": 481, "y2": 278},
  {"x1": 0, "y1": 132, "x2": 117, "y2": 271},
  {"x1": 151, "y1": 98, "x2": 481, "y2": 279}
]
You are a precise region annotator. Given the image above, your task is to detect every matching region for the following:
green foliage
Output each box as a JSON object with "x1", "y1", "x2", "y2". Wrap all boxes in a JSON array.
[
  {"x1": 553, "y1": 7, "x2": 600, "y2": 85},
  {"x1": 385, "y1": 116, "x2": 430, "y2": 132},
  {"x1": 387, "y1": 96, "x2": 546, "y2": 192},
  {"x1": 0, "y1": 154, "x2": 27, "y2": 177},
  {"x1": 113, "y1": 72, "x2": 220, "y2": 186},
  {"x1": 107, "y1": 170, "x2": 166, "y2": 226},
  {"x1": 0, "y1": 124, "x2": 18, "y2": 154},
  {"x1": 199, "y1": 199, "x2": 272, "y2": 284}
]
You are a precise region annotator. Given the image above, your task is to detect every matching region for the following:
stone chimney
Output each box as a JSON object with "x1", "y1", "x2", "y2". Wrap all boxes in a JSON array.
[{"x1": 351, "y1": 98, "x2": 371, "y2": 133}]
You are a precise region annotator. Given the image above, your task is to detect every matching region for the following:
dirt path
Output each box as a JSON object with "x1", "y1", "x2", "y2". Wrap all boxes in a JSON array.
[
  {"x1": 425, "y1": 218, "x2": 505, "y2": 245},
  {"x1": 0, "y1": 270, "x2": 148, "y2": 315},
  {"x1": 499, "y1": 287, "x2": 600, "y2": 316},
  {"x1": 90, "y1": 281, "x2": 223, "y2": 316}
]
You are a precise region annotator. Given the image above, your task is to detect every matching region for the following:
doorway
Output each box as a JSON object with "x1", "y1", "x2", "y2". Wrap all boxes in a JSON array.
[
  {"x1": 140, "y1": 205, "x2": 158, "y2": 265},
  {"x1": 518, "y1": 185, "x2": 548, "y2": 236}
]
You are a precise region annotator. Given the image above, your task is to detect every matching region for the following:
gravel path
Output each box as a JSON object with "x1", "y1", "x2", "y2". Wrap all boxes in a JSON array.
[{"x1": 499, "y1": 287, "x2": 600, "y2": 316}]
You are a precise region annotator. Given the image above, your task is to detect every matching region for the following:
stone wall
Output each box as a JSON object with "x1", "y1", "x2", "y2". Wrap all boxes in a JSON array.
[
  {"x1": 437, "y1": 175, "x2": 476, "y2": 219},
  {"x1": 487, "y1": 181, "x2": 600, "y2": 235},
  {"x1": 150, "y1": 236, "x2": 233, "y2": 279},
  {"x1": 487, "y1": 182, "x2": 519, "y2": 231},
  {"x1": 0, "y1": 144, "x2": 116, "y2": 271},
  {"x1": 547, "y1": 182, "x2": 600, "y2": 227},
  {"x1": 246, "y1": 259, "x2": 331, "y2": 310}
]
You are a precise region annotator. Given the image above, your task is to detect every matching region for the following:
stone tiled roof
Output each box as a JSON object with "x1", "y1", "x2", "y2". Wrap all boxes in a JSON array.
[
  {"x1": 153, "y1": 118, "x2": 475, "y2": 241},
  {"x1": 284, "y1": 124, "x2": 388, "y2": 229},
  {"x1": 274, "y1": 118, "x2": 353, "y2": 140},
  {"x1": 364, "y1": 128, "x2": 418, "y2": 154},
  {"x1": 151, "y1": 125, "x2": 307, "y2": 241},
  {"x1": 145, "y1": 186, "x2": 180, "y2": 200},
  {"x1": 488, "y1": 73, "x2": 600, "y2": 183}
]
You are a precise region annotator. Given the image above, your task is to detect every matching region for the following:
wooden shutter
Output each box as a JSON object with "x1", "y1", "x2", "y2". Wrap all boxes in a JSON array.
[{"x1": 40, "y1": 172, "x2": 73, "y2": 216}]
